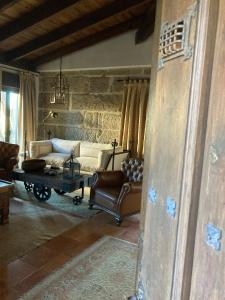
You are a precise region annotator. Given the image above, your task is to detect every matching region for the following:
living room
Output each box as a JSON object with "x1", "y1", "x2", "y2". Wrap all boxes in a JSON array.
[
  {"x1": 1, "y1": 0, "x2": 225, "y2": 299},
  {"x1": 0, "y1": 1, "x2": 153, "y2": 299}
]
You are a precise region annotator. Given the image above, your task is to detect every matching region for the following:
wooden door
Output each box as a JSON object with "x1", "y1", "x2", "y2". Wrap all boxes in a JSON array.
[
  {"x1": 136, "y1": 0, "x2": 199, "y2": 299},
  {"x1": 190, "y1": 2, "x2": 225, "y2": 299},
  {"x1": 135, "y1": 0, "x2": 220, "y2": 299}
]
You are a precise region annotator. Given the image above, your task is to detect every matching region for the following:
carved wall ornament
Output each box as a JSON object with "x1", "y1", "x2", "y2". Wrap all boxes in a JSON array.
[{"x1": 158, "y1": 2, "x2": 198, "y2": 70}]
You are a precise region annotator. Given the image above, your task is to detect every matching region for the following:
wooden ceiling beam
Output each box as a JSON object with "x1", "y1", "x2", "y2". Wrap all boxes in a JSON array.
[
  {"x1": 0, "y1": 0, "x2": 81, "y2": 41},
  {"x1": 4, "y1": 0, "x2": 151, "y2": 62},
  {"x1": 135, "y1": 5, "x2": 156, "y2": 44},
  {"x1": 30, "y1": 16, "x2": 144, "y2": 67},
  {"x1": 0, "y1": 0, "x2": 17, "y2": 11}
]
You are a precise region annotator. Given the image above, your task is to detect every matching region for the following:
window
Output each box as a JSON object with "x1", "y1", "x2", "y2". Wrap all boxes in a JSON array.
[{"x1": 0, "y1": 90, "x2": 19, "y2": 143}]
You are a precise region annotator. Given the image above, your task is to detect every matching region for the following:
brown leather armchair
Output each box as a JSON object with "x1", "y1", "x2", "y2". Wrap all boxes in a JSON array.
[
  {"x1": 89, "y1": 159, "x2": 143, "y2": 225},
  {"x1": 0, "y1": 141, "x2": 19, "y2": 181}
]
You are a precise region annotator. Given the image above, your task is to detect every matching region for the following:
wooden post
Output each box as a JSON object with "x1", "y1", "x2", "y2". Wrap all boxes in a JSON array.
[
  {"x1": 24, "y1": 130, "x2": 27, "y2": 160},
  {"x1": 111, "y1": 139, "x2": 118, "y2": 171}
]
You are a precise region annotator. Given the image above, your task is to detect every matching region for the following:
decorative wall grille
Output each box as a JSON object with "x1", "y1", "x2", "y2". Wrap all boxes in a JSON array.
[
  {"x1": 158, "y1": 2, "x2": 197, "y2": 69},
  {"x1": 159, "y1": 20, "x2": 185, "y2": 61}
]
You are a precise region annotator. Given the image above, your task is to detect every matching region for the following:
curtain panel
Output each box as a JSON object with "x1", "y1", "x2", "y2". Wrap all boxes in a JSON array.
[
  {"x1": 18, "y1": 72, "x2": 38, "y2": 152},
  {"x1": 120, "y1": 79, "x2": 149, "y2": 158}
]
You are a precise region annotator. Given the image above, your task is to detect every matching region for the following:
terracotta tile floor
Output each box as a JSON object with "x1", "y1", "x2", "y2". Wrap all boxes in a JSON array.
[{"x1": 0, "y1": 208, "x2": 140, "y2": 300}]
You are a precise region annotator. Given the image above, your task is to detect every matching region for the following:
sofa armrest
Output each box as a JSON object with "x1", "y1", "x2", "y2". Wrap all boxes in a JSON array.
[
  {"x1": 30, "y1": 140, "x2": 52, "y2": 158},
  {"x1": 106, "y1": 151, "x2": 129, "y2": 171},
  {"x1": 97, "y1": 149, "x2": 113, "y2": 170},
  {"x1": 92, "y1": 170, "x2": 125, "y2": 189}
]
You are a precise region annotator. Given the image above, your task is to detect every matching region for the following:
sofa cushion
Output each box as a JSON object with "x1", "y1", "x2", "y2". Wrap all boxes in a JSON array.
[
  {"x1": 51, "y1": 138, "x2": 80, "y2": 156},
  {"x1": 39, "y1": 143, "x2": 52, "y2": 157},
  {"x1": 30, "y1": 140, "x2": 52, "y2": 158},
  {"x1": 39, "y1": 153, "x2": 70, "y2": 168},
  {"x1": 76, "y1": 156, "x2": 99, "y2": 173},
  {"x1": 80, "y1": 142, "x2": 112, "y2": 158}
]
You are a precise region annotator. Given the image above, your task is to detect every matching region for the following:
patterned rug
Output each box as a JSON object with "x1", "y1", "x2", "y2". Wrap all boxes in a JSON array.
[
  {"x1": 14, "y1": 181, "x2": 100, "y2": 218},
  {"x1": 20, "y1": 236, "x2": 138, "y2": 300},
  {"x1": 0, "y1": 198, "x2": 83, "y2": 265}
]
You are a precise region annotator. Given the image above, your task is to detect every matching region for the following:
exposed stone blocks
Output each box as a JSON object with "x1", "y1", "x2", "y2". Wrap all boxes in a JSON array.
[
  {"x1": 71, "y1": 94, "x2": 122, "y2": 112},
  {"x1": 38, "y1": 67, "x2": 150, "y2": 143}
]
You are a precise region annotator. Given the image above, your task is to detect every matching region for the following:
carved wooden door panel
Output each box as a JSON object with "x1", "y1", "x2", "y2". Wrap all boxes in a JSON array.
[
  {"x1": 136, "y1": 0, "x2": 198, "y2": 299},
  {"x1": 190, "y1": 2, "x2": 225, "y2": 299}
]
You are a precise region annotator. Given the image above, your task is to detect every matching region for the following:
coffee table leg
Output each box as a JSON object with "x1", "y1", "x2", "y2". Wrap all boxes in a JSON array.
[
  {"x1": 1, "y1": 207, "x2": 9, "y2": 224},
  {"x1": 73, "y1": 186, "x2": 84, "y2": 205}
]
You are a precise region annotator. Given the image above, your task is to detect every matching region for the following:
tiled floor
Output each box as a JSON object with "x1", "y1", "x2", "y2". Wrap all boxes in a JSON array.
[{"x1": 0, "y1": 206, "x2": 140, "y2": 300}]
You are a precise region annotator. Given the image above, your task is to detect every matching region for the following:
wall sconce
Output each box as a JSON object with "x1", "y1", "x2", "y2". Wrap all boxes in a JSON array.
[{"x1": 42, "y1": 110, "x2": 58, "y2": 139}]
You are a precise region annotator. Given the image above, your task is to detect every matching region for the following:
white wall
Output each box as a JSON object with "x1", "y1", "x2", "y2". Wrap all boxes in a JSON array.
[{"x1": 37, "y1": 30, "x2": 153, "y2": 71}]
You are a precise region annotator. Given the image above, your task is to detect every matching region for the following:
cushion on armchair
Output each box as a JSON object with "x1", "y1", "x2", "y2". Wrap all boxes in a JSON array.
[{"x1": 121, "y1": 159, "x2": 144, "y2": 182}]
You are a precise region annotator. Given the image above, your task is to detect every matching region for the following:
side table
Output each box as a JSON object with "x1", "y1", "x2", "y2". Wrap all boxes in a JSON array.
[{"x1": 0, "y1": 180, "x2": 14, "y2": 224}]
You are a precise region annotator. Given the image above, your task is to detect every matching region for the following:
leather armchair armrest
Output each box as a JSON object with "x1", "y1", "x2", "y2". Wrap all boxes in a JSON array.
[
  {"x1": 92, "y1": 170, "x2": 125, "y2": 188},
  {"x1": 119, "y1": 182, "x2": 142, "y2": 196},
  {"x1": 5, "y1": 157, "x2": 18, "y2": 171}
]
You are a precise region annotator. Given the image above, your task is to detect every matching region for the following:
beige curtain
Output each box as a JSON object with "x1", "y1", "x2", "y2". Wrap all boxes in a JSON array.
[
  {"x1": 18, "y1": 72, "x2": 37, "y2": 152},
  {"x1": 120, "y1": 79, "x2": 149, "y2": 158}
]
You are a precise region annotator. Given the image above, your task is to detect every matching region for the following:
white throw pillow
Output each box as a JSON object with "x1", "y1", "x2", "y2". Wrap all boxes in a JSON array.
[
  {"x1": 52, "y1": 138, "x2": 80, "y2": 156},
  {"x1": 80, "y1": 142, "x2": 112, "y2": 158}
]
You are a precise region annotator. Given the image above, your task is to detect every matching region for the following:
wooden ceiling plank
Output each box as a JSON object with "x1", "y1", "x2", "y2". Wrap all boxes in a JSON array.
[
  {"x1": 4, "y1": 0, "x2": 151, "y2": 62},
  {"x1": 0, "y1": 0, "x2": 17, "y2": 11},
  {"x1": 30, "y1": 15, "x2": 147, "y2": 67},
  {"x1": 0, "y1": 0, "x2": 81, "y2": 41}
]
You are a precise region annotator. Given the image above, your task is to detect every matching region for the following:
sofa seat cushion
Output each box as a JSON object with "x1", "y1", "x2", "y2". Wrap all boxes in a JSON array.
[
  {"x1": 76, "y1": 157, "x2": 99, "y2": 173},
  {"x1": 39, "y1": 153, "x2": 70, "y2": 168}
]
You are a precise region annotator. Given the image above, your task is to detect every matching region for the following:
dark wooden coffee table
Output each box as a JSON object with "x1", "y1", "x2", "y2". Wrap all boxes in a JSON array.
[
  {"x1": 12, "y1": 169, "x2": 93, "y2": 205},
  {"x1": 0, "y1": 180, "x2": 14, "y2": 224}
]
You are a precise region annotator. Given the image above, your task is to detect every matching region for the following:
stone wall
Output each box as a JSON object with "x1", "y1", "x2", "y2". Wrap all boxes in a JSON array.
[{"x1": 38, "y1": 67, "x2": 150, "y2": 143}]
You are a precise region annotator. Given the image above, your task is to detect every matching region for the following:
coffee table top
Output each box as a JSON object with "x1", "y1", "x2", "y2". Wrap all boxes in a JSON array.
[
  {"x1": 12, "y1": 169, "x2": 93, "y2": 193},
  {"x1": 0, "y1": 180, "x2": 14, "y2": 193}
]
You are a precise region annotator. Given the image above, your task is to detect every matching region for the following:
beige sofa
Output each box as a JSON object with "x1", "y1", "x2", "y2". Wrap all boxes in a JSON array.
[{"x1": 30, "y1": 138, "x2": 128, "y2": 173}]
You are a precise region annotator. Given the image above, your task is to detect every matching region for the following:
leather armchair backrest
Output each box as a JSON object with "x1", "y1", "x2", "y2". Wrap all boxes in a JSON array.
[
  {"x1": 0, "y1": 141, "x2": 19, "y2": 160},
  {"x1": 121, "y1": 158, "x2": 144, "y2": 182}
]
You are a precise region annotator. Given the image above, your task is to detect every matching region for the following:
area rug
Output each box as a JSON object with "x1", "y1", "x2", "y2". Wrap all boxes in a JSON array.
[
  {"x1": 0, "y1": 198, "x2": 83, "y2": 265},
  {"x1": 20, "y1": 236, "x2": 138, "y2": 300},
  {"x1": 14, "y1": 181, "x2": 100, "y2": 218}
]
